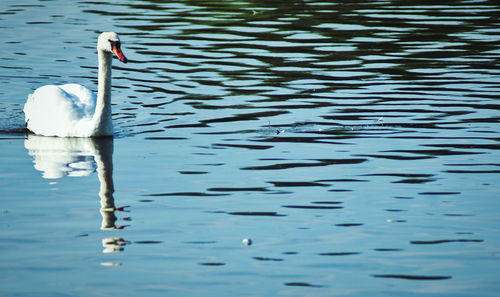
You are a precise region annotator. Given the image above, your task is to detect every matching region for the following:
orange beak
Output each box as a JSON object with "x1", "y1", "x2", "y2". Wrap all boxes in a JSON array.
[{"x1": 112, "y1": 44, "x2": 128, "y2": 63}]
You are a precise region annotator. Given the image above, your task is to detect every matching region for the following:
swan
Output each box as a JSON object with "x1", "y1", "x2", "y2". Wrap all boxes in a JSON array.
[{"x1": 24, "y1": 32, "x2": 128, "y2": 137}]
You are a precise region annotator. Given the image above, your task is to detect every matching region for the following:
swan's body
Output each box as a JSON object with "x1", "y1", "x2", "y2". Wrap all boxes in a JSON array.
[{"x1": 24, "y1": 32, "x2": 127, "y2": 137}]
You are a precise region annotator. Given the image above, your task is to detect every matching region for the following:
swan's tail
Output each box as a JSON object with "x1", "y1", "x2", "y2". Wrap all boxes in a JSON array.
[{"x1": 24, "y1": 93, "x2": 35, "y2": 125}]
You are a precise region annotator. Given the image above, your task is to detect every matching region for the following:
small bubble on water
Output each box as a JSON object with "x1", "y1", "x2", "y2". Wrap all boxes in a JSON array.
[{"x1": 101, "y1": 262, "x2": 122, "y2": 267}]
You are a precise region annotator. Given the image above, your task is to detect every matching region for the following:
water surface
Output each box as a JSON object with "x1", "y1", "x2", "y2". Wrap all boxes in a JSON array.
[{"x1": 1, "y1": 0, "x2": 500, "y2": 296}]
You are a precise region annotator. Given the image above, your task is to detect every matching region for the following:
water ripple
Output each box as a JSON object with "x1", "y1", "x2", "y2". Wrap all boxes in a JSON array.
[{"x1": 1, "y1": 0, "x2": 500, "y2": 296}]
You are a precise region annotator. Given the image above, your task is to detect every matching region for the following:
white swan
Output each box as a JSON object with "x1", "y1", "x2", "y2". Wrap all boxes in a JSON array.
[{"x1": 24, "y1": 32, "x2": 128, "y2": 137}]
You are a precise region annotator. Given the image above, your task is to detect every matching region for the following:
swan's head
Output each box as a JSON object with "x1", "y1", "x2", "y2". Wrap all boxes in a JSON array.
[{"x1": 98, "y1": 32, "x2": 128, "y2": 63}]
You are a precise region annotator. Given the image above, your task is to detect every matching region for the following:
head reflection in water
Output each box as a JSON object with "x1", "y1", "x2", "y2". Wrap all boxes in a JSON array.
[{"x1": 24, "y1": 135, "x2": 128, "y2": 252}]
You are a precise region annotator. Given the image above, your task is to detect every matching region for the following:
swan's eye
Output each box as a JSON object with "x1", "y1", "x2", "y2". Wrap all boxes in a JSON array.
[{"x1": 108, "y1": 40, "x2": 121, "y2": 49}]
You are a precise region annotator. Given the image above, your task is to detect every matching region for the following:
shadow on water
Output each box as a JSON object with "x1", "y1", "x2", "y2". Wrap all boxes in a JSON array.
[{"x1": 24, "y1": 135, "x2": 129, "y2": 252}]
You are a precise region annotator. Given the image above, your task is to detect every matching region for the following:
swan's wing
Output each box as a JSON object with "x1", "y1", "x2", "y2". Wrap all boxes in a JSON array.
[
  {"x1": 24, "y1": 84, "x2": 96, "y2": 136},
  {"x1": 59, "y1": 84, "x2": 96, "y2": 116}
]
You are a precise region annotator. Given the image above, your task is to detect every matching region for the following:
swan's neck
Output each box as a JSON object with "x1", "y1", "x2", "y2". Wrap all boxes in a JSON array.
[{"x1": 93, "y1": 49, "x2": 113, "y2": 135}]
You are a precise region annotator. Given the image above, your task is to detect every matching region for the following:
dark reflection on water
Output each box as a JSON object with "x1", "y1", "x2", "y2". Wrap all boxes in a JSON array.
[
  {"x1": 66, "y1": 0, "x2": 500, "y2": 141},
  {"x1": 1, "y1": 0, "x2": 500, "y2": 296}
]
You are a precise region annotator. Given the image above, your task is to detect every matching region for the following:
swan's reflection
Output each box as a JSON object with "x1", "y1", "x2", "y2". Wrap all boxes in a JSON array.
[{"x1": 24, "y1": 135, "x2": 128, "y2": 252}]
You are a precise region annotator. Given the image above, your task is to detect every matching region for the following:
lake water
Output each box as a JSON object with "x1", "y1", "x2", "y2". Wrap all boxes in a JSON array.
[{"x1": 1, "y1": 0, "x2": 500, "y2": 296}]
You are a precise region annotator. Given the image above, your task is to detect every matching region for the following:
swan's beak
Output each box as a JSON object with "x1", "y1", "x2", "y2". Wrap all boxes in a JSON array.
[{"x1": 112, "y1": 44, "x2": 128, "y2": 64}]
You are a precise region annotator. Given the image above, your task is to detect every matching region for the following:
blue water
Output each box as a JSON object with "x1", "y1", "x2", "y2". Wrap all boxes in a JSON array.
[{"x1": 1, "y1": 0, "x2": 500, "y2": 296}]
